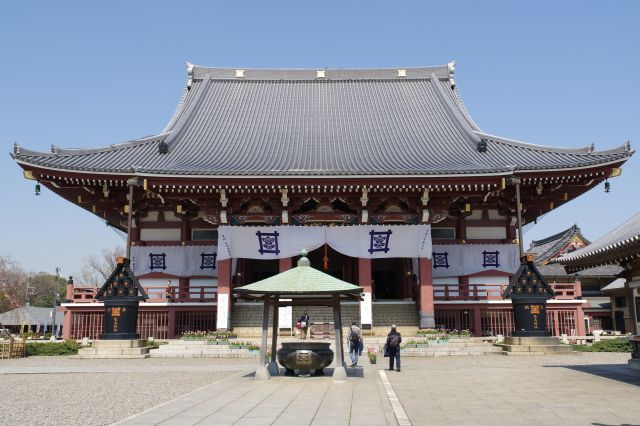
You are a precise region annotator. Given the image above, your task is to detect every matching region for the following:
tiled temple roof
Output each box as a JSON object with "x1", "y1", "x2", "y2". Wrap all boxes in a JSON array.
[
  {"x1": 529, "y1": 225, "x2": 622, "y2": 277},
  {"x1": 12, "y1": 63, "x2": 633, "y2": 177},
  {"x1": 552, "y1": 212, "x2": 640, "y2": 273}
]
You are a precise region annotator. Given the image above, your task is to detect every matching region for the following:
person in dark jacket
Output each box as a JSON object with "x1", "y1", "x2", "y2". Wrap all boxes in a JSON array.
[{"x1": 385, "y1": 324, "x2": 402, "y2": 372}]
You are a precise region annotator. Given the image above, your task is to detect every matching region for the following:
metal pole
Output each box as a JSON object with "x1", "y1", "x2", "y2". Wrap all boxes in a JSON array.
[
  {"x1": 259, "y1": 300, "x2": 270, "y2": 366},
  {"x1": 271, "y1": 299, "x2": 279, "y2": 363},
  {"x1": 332, "y1": 294, "x2": 344, "y2": 368},
  {"x1": 512, "y1": 177, "x2": 525, "y2": 256},
  {"x1": 126, "y1": 182, "x2": 135, "y2": 259},
  {"x1": 51, "y1": 293, "x2": 58, "y2": 339}
]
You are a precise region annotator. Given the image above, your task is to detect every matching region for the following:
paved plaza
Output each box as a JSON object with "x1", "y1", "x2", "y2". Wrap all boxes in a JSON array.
[{"x1": 1, "y1": 353, "x2": 639, "y2": 425}]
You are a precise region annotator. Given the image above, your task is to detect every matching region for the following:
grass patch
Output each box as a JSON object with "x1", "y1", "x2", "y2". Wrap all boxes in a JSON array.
[
  {"x1": 573, "y1": 338, "x2": 632, "y2": 353},
  {"x1": 25, "y1": 340, "x2": 79, "y2": 356}
]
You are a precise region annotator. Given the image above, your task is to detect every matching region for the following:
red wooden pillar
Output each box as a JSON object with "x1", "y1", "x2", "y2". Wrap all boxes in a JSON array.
[
  {"x1": 216, "y1": 258, "x2": 232, "y2": 330},
  {"x1": 418, "y1": 257, "x2": 435, "y2": 329},
  {"x1": 167, "y1": 307, "x2": 176, "y2": 339},
  {"x1": 575, "y1": 306, "x2": 586, "y2": 336},
  {"x1": 358, "y1": 258, "x2": 373, "y2": 328},
  {"x1": 178, "y1": 278, "x2": 189, "y2": 301},
  {"x1": 279, "y1": 257, "x2": 293, "y2": 272},
  {"x1": 473, "y1": 305, "x2": 482, "y2": 337},
  {"x1": 62, "y1": 311, "x2": 72, "y2": 339},
  {"x1": 62, "y1": 279, "x2": 75, "y2": 339}
]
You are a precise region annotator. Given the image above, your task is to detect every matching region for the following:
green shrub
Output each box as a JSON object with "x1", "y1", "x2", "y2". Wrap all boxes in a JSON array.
[
  {"x1": 25, "y1": 340, "x2": 79, "y2": 356},
  {"x1": 145, "y1": 340, "x2": 160, "y2": 349},
  {"x1": 573, "y1": 338, "x2": 632, "y2": 353}
]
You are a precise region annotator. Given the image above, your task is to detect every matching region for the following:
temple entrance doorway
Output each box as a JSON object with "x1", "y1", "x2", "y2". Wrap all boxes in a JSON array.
[
  {"x1": 235, "y1": 259, "x2": 279, "y2": 287},
  {"x1": 305, "y1": 245, "x2": 356, "y2": 284},
  {"x1": 372, "y1": 258, "x2": 411, "y2": 300}
]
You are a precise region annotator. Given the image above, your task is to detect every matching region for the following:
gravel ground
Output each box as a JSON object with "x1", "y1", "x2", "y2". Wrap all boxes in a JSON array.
[{"x1": 0, "y1": 357, "x2": 253, "y2": 426}]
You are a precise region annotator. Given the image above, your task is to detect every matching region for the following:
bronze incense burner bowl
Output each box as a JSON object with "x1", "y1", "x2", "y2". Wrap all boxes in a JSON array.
[{"x1": 277, "y1": 342, "x2": 334, "y2": 376}]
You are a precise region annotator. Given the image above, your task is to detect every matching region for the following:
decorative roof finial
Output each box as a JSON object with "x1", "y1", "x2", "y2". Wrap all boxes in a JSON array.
[
  {"x1": 13, "y1": 143, "x2": 20, "y2": 155},
  {"x1": 448, "y1": 61, "x2": 456, "y2": 89},
  {"x1": 186, "y1": 62, "x2": 194, "y2": 90},
  {"x1": 298, "y1": 249, "x2": 310, "y2": 267}
]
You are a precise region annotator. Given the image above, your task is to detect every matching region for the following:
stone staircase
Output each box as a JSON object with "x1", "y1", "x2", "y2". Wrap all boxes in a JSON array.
[
  {"x1": 366, "y1": 337, "x2": 504, "y2": 357},
  {"x1": 150, "y1": 340, "x2": 259, "y2": 358},
  {"x1": 231, "y1": 301, "x2": 420, "y2": 337},
  {"x1": 150, "y1": 336, "x2": 504, "y2": 358}
]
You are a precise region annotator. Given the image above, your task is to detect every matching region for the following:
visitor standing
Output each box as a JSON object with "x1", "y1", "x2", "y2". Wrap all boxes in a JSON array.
[
  {"x1": 348, "y1": 320, "x2": 363, "y2": 367},
  {"x1": 299, "y1": 311, "x2": 310, "y2": 340},
  {"x1": 386, "y1": 324, "x2": 402, "y2": 372}
]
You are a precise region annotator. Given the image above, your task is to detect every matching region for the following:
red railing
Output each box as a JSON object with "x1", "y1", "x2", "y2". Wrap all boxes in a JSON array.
[
  {"x1": 70, "y1": 286, "x2": 217, "y2": 303},
  {"x1": 433, "y1": 282, "x2": 580, "y2": 301}
]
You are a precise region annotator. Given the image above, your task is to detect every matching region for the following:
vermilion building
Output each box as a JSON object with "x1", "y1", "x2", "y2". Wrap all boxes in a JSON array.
[{"x1": 11, "y1": 63, "x2": 633, "y2": 339}]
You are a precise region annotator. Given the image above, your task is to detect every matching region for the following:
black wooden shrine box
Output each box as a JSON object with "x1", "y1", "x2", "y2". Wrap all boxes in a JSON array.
[
  {"x1": 503, "y1": 254, "x2": 555, "y2": 337},
  {"x1": 96, "y1": 256, "x2": 148, "y2": 340}
]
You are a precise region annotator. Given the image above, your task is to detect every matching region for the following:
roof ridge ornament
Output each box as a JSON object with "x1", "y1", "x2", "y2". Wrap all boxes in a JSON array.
[
  {"x1": 186, "y1": 62, "x2": 194, "y2": 90},
  {"x1": 447, "y1": 61, "x2": 456, "y2": 89},
  {"x1": 625, "y1": 140, "x2": 631, "y2": 152},
  {"x1": 13, "y1": 143, "x2": 20, "y2": 155},
  {"x1": 50, "y1": 144, "x2": 58, "y2": 155}
]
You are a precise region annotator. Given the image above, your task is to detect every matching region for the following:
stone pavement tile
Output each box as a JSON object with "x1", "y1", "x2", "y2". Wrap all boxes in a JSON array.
[
  {"x1": 272, "y1": 381, "x2": 331, "y2": 425},
  {"x1": 201, "y1": 383, "x2": 282, "y2": 424},
  {"x1": 311, "y1": 381, "x2": 354, "y2": 425}
]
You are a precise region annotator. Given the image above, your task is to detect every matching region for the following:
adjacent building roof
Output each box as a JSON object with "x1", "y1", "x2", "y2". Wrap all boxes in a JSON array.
[
  {"x1": 0, "y1": 306, "x2": 63, "y2": 326},
  {"x1": 12, "y1": 63, "x2": 633, "y2": 178},
  {"x1": 528, "y1": 224, "x2": 622, "y2": 277},
  {"x1": 552, "y1": 212, "x2": 640, "y2": 273}
]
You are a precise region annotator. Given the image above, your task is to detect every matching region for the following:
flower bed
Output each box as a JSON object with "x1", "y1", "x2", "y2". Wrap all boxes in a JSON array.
[{"x1": 180, "y1": 330, "x2": 238, "y2": 342}]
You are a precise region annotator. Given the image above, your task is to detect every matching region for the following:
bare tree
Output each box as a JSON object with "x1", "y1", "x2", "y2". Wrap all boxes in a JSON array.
[
  {"x1": 0, "y1": 256, "x2": 29, "y2": 313},
  {"x1": 78, "y1": 246, "x2": 125, "y2": 287}
]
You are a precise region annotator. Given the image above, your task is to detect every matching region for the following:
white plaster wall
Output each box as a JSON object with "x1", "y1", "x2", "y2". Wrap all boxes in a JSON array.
[
  {"x1": 466, "y1": 226, "x2": 507, "y2": 240},
  {"x1": 140, "y1": 228, "x2": 181, "y2": 241}
]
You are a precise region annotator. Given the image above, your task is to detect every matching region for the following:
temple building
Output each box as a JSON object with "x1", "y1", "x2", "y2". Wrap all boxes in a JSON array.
[
  {"x1": 528, "y1": 225, "x2": 622, "y2": 333},
  {"x1": 11, "y1": 63, "x2": 634, "y2": 339}
]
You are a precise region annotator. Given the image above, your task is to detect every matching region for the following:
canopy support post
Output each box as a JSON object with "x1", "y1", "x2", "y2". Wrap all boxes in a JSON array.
[
  {"x1": 255, "y1": 299, "x2": 271, "y2": 380},
  {"x1": 332, "y1": 294, "x2": 347, "y2": 380},
  {"x1": 268, "y1": 298, "x2": 280, "y2": 376}
]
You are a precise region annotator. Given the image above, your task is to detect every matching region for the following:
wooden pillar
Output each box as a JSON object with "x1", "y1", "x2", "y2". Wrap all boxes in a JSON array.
[
  {"x1": 575, "y1": 305, "x2": 586, "y2": 336},
  {"x1": 259, "y1": 300, "x2": 270, "y2": 366},
  {"x1": 473, "y1": 305, "x2": 482, "y2": 337},
  {"x1": 271, "y1": 299, "x2": 279, "y2": 363},
  {"x1": 418, "y1": 257, "x2": 435, "y2": 328},
  {"x1": 358, "y1": 258, "x2": 373, "y2": 328},
  {"x1": 180, "y1": 218, "x2": 191, "y2": 243},
  {"x1": 279, "y1": 257, "x2": 293, "y2": 272},
  {"x1": 62, "y1": 311, "x2": 72, "y2": 339},
  {"x1": 167, "y1": 307, "x2": 176, "y2": 339},
  {"x1": 625, "y1": 282, "x2": 639, "y2": 335},
  {"x1": 216, "y1": 258, "x2": 232, "y2": 330},
  {"x1": 179, "y1": 278, "x2": 189, "y2": 301},
  {"x1": 332, "y1": 294, "x2": 345, "y2": 367}
]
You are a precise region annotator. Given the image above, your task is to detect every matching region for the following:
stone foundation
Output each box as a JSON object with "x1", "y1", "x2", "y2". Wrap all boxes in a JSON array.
[
  {"x1": 497, "y1": 336, "x2": 574, "y2": 356},
  {"x1": 78, "y1": 339, "x2": 150, "y2": 359}
]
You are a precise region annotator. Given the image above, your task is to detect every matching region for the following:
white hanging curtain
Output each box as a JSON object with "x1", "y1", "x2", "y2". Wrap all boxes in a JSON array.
[
  {"x1": 431, "y1": 244, "x2": 519, "y2": 277},
  {"x1": 131, "y1": 245, "x2": 218, "y2": 277},
  {"x1": 217, "y1": 225, "x2": 432, "y2": 260}
]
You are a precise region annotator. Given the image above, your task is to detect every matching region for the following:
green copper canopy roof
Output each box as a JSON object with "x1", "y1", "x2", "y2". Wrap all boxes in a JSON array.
[{"x1": 235, "y1": 255, "x2": 363, "y2": 298}]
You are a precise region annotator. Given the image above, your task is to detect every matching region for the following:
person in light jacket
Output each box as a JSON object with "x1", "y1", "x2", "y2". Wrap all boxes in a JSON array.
[{"x1": 347, "y1": 320, "x2": 363, "y2": 367}]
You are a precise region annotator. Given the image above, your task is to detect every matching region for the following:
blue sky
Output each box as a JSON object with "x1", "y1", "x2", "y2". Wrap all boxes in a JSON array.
[{"x1": 1, "y1": 1, "x2": 639, "y2": 279}]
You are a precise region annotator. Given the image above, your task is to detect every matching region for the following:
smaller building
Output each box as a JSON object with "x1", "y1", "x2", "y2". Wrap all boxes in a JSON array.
[
  {"x1": 529, "y1": 225, "x2": 622, "y2": 333},
  {"x1": 0, "y1": 306, "x2": 64, "y2": 335},
  {"x1": 553, "y1": 212, "x2": 640, "y2": 336}
]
